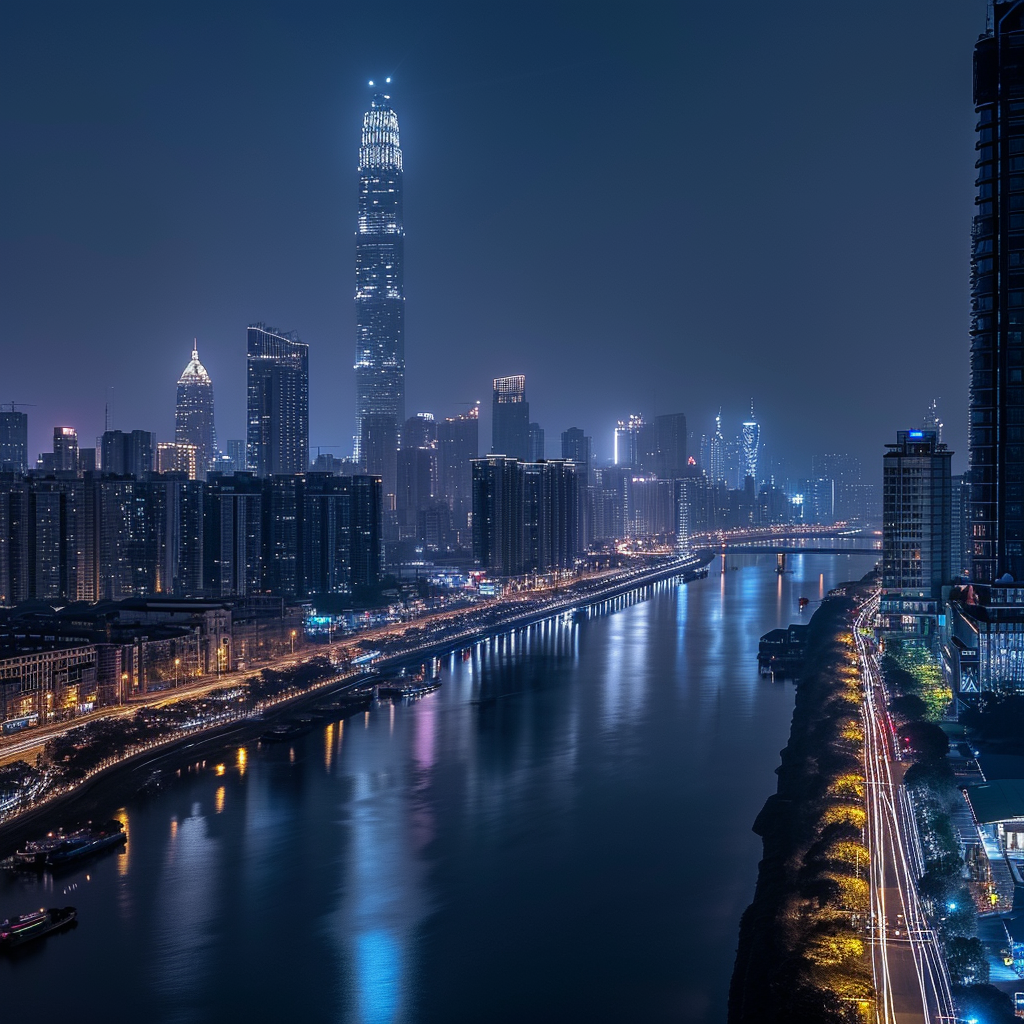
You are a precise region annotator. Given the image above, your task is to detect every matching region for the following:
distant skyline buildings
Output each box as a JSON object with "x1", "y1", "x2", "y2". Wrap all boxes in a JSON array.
[
  {"x1": 354, "y1": 86, "x2": 405, "y2": 493},
  {"x1": 0, "y1": 407, "x2": 28, "y2": 474},
  {"x1": 613, "y1": 414, "x2": 643, "y2": 468},
  {"x1": 246, "y1": 323, "x2": 309, "y2": 478},
  {"x1": 741, "y1": 402, "x2": 760, "y2": 482},
  {"x1": 709, "y1": 411, "x2": 725, "y2": 484},
  {"x1": 175, "y1": 343, "x2": 216, "y2": 479}
]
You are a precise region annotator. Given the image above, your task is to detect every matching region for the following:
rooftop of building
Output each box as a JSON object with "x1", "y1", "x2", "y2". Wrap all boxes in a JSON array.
[
  {"x1": 178, "y1": 343, "x2": 211, "y2": 384},
  {"x1": 965, "y1": 778, "x2": 1024, "y2": 824}
]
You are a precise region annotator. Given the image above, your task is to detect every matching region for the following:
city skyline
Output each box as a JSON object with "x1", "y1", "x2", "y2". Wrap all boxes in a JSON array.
[{"x1": 0, "y1": 2, "x2": 982, "y2": 478}]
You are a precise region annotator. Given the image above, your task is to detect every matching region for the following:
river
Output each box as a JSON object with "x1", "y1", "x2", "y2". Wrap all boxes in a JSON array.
[{"x1": 0, "y1": 552, "x2": 878, "y2": 1024}]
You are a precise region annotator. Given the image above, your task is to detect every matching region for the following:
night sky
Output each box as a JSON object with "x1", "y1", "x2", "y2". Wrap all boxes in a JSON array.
[{"x1": 1, "y1": 1, "x2": 983, "y2": 478}]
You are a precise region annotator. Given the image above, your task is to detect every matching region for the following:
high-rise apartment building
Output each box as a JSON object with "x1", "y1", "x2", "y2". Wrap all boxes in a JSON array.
[
  {"x1": 528, "y1": 423, "x2": 545, "y2": 462},
  {"x1": 156, "y1": 442, "x2": 198, "y2": 480},
  {"x1": 880, "y1": 430, "x2": 952, "y2": 637},
  {"x1": 175, "y1": 344, "x2": 216, "y2": 478},
  {"x1": 438, "y1": 406, "x2": 479, "y2": 546},
  {"x1": 53, "y1": 428, "x2": 79, "y2": 474},
  {"x1": 225, "y1": 440, "x2": 246, "y2": 475},
  {"x1": 246, "y1": 324, "x2": 309, "y2": 478},
  {"x1": 0, "y1": 407, "x2": 28, "y2": 474},
  {"x1": 561, "y1": 428, "x2": 592, "y2": 482},
  {"x1": 472, "y1": 457, "x2": 580, "y2": 576},
  {"x1": 641, "y1": 413, "x2": 687, "y2": 479},
  {"x1": 613, "y1": 414, "x2": 643, "y2": 468},
  {"x1": 970, "y1": 4, "x2": 1024, "y2": 582},
  {"x1": 355, "y1": 88, "x2": 405, "y2": 491},
  {"x1": 492, "y1": 376, "x2": 529, "y2": 461},
  {"x1": 101, "y1": 430, "x2": 155, "y2": 477},
  {"x1": 472, "y1": 456, "x2": 524, "y2": 576}
]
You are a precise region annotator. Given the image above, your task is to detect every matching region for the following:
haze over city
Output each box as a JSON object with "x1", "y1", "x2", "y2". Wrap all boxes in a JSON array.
[
  {"x1": 5, "y1": 2, "x2": 1024, "y2": 1023},
  {"x1": 2, "y1": 1, "x2": 980, "y2": 473}
]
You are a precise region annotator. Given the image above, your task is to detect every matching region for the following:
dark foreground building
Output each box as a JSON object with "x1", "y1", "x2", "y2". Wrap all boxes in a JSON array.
[
  {"x1": 971, "y1": 3, "x2": 1024, "y2": 583},
  {"x1": 471, "y1": 457, "x2": 580, "y2": 576}
]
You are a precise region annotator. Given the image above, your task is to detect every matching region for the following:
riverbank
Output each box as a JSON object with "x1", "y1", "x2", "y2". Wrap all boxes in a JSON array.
[
  {"x1": 0, "y1": 553, "x2": 712, "y2": 851},
  {"x1": 728, "y1": 571, "x2": 877, "y2": 1024}
]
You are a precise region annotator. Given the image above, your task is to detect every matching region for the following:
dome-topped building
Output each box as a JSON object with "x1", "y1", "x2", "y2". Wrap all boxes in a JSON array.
[{"x1": 175, "y1": 341, "x2": 216, "y2": 478}]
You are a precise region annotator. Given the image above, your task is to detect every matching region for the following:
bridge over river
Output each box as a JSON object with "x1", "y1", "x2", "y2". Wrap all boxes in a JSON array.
[{"x1": 696, "y1": 527, "x2": 881, "y2": 558}]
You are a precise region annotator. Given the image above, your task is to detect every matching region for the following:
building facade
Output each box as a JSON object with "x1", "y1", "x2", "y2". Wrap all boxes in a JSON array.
[
  {"x1": 472, "y1": 457, "x2": 580, "y2": 576},
  {"x1": 970, "y1": 4, "x2": 1024, "y2": 583},
  {"x1": 0, "y1": 408, "x2": 28, "y2": 475},
  {"x1": 246, "y1": 324, "x2": 309, "y2": 478},
  {"x1": 438, "y1": 406, "x2": 479, "y2": 547},
  {"x1": 492, "y1": 376, "x2": 529, "y2": 461},
  {"x1": 880, "y1": 430, "x2": 953, "y2": 637}
]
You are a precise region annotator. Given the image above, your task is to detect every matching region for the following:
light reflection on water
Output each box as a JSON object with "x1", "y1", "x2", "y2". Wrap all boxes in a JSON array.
[{"x1": 0, "y1": 553, "x2": 877, "y2": 1024}]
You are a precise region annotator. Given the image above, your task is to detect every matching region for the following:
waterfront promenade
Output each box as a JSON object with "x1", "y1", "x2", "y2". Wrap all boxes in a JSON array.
[{"x1": 0, "y1": 552, "x2": 711, "y2": 838}]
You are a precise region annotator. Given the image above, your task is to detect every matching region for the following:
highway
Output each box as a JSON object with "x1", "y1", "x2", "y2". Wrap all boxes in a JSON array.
[{"x1": 856, "y1": 595, "x2": 956, "y2": 1024}]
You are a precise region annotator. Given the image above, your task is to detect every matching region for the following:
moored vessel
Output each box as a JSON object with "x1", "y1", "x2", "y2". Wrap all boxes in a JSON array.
[{"x1": 0, "y1": 907, "x2": 77, "y2": 949}]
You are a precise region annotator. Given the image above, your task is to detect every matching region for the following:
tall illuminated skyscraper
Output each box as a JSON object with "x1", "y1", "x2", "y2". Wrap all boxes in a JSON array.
[
  {"x1": 354, "y1": 83, "x2": 404, "y2": 500},
  {"x1": 741, "y1": 401, "x2": 760, "y2": 482},
  {"x1": 708, "y1": 410, "x2": 725, "y2": 484},
  {"x1": 175, "y1": 343, "x2": 216, "y2": 479}
]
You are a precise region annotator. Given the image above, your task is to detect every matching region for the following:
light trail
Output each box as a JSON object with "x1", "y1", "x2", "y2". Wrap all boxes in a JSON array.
[{"x1": 856, "y1": 594, "x2": 956, "y2": 1023}]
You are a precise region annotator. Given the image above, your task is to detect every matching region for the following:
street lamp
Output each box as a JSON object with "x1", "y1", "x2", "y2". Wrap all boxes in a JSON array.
[
  {"x1": 291, "y1": 629, "x2": 297, "y2": 655},
  {"x1": 175, "y1": 658, "x2": 180, "y2": 687}
]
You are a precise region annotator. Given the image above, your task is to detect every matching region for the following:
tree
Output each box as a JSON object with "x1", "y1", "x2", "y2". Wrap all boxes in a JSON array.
[
  {"x1": 945, "y1": 937, "x2": 989, "y2": 986},
  {"x1": 953, "y1": 983, "x2": 1016, "y2": 1023},
  {"x1": 897, "y1": 721, "x2": 949, "y2": 761},
  {"x1": 888, "y1": 693, "x2": 927, "y2": 722}
]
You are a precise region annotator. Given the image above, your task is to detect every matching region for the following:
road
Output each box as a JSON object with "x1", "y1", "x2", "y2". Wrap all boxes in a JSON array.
[{"x1": 856, "y1": 595, "x2": 956, "y2": 1023}]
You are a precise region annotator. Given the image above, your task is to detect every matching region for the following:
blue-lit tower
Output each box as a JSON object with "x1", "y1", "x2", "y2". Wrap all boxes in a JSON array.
[
  {"x1": 741, "y1": 401, "x2": 760, "y2": 482},
  {"x1": 354, "y1": 82, "x2": 404, "y2": 499}
]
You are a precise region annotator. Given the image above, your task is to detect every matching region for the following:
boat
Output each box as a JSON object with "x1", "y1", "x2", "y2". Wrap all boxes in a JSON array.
[
  {"x1": 259, "y1": 720, "x2": 308, "y2": 743},
  {"x1": 44, "y1": 821, "x2": 126, "y2": 868},
  {"x1": 377, "y1": 676, "x2": 442, "y2": 700},
  {"x1": 0, "y1": 907, "x2": 77, "y2": 949},
  {"x1": 315, "y1": 692, "x2": 373, "y2": 717},
  {"x1": 3, "y1": 820, "x2": 126, "y2": 871}
]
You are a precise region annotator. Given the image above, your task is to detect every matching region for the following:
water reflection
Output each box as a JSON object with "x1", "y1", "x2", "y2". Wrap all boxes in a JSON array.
[
  {"x1": 153, "y1": 807, "x2": 217, "y2": 1015},
  {"x1": 0, "y1": 553, "x2": 880, "y2": 1024}
]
